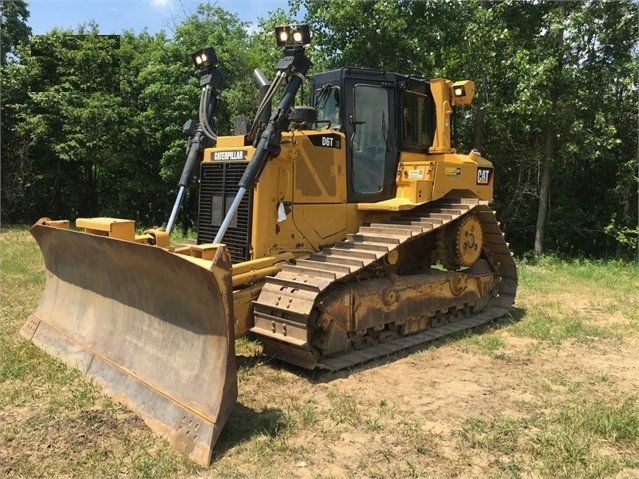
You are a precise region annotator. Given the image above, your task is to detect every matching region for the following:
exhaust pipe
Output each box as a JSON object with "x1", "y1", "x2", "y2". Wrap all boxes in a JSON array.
[{"x1": 253, "y1": 68, "x2": 271, "y2": 126}]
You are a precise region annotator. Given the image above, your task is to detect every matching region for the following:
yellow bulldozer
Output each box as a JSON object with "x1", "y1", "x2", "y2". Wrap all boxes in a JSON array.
[{"x1": 21, "y1": 25, "x2": 517, "y2": 465}]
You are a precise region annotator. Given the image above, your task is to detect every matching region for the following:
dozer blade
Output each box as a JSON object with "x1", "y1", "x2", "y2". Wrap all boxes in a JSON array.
[{"x1": 20, "y1": 222, "x2": 237, "y2": 466}]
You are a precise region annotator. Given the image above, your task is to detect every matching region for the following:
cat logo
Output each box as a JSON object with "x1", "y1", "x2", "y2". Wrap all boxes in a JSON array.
[{"x1": 477, "y1": 167, "x2": 493, "y2": 185}]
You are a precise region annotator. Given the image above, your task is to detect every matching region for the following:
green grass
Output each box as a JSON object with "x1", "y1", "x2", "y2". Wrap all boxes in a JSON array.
[
  {"x1": 513, "y1": 256, "x2": 638, "y2": 346},
  {"x1": 451, "y1": 256, "x2": 639, "y2": 478},
  {"x1": 512, "y1": 310, "x2": 621, "y2": 344},
  {"x1": 459, "y1": 414, "x2": 522, "y2": 453},
  {"x1": 1, "y1": 227, "x2": 638, "y2": 478},
  {"x1": 457, "y1": 329, "x2": 509, "y2": 358},
  {"x1": 458, "y1": 395, "x2": 638, "y2": 479}
]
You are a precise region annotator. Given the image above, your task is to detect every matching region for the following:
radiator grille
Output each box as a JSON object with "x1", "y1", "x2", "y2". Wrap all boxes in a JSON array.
[{"x1": 198, "y1": 162, "x2": 252, "y2": 263}]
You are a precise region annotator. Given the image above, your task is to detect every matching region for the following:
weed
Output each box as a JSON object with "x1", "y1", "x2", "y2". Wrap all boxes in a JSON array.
[
  {"x1": 525, "y1": 342, "x2": 544, "y2": 355},
  {"x1": 458, "y1": 331, "x2": 508, "y2": 358},
  {"x1": 364, "y1": 415, "x2": 382, "y2": 431},
  {"x1": 459, "y1": 415, "x2": 520, "y2": 454},
  {"x1": 495, "y1": 457, "x2": 525, "y2": 478},
  {"x1": 235, "y1": 335, "x2": 262, "y2": 356},
  {"x1": 327, "y1": 391, "x2": 359, "y2": 426},
  {"x1": 295, "y1": 398, "x2": 318, "y2": 428},
  {"x1": 557, "y1": 396, "x2": 639, "y2": 446},
  {"x1": 130, "y1": 443, "x2": 183, "y2": 479}
]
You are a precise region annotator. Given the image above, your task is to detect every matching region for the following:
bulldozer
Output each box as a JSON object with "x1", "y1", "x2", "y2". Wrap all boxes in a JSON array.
[{"x1": 21, "y1": 25, "x2": 517, "y2": 465}]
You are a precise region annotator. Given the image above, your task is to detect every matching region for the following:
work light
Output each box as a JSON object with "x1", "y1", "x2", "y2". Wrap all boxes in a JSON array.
[
  {"x1": 191, "y1": 47, "x2": 218, "y2": 71},
  {"x1": 451, "y1": 80, "x2": 475, "y2": 105},
  {"x1": 275, "y1": 24, "x2": 311, "y2": 48}
]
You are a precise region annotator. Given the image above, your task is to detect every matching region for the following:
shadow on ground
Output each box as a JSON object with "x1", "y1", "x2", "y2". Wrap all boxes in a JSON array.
[
  {"x1": 211, "y1": 403, "x2": 286, "y2": 459},
  {"x1": 215, "y1": 307, "x2": 528, "y2": 454}
]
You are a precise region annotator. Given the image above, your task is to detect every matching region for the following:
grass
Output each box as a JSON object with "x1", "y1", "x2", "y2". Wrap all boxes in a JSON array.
[
  {"x1": 458, "y1": 395, "x2": 639, "y2": 478},
  {"x1": 1, "y1": 226, "x2": 638, "y2": 478}
]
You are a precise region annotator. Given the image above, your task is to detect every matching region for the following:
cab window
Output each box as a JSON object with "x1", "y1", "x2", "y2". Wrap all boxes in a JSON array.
[{"x1": 401, "y1": 86, "x2": 435, "y2": 150}]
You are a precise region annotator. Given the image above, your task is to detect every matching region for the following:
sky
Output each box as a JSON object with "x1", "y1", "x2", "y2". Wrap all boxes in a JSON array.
[{"x1": 27, "y1": 0, "x2": 298, "y2": 35}]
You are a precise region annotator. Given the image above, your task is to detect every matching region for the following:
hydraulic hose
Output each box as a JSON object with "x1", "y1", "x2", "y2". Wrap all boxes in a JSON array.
[{"x1": 214, "y1": 48, "x2": 312, "y2": 244}]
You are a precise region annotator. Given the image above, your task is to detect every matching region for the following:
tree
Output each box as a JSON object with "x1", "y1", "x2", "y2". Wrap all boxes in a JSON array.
[
  {"x1": 17, "y1": 28, "x2": 140, "y2": 219},
  {"x1": 134, "y1": 4, "x2": 254, "y2": 230},
  {"x1": 0, "y1": 0, "x2": 30, "y2": 65},
  {"x1": 0, "y1": 0, "x2": 31, "y2": 224},
  {"x1": 497, "y1": 0, "x2": 638, "y2": 257},
  {"x1": 2, "y1": 1, "x2": 635, "y2": 258}
]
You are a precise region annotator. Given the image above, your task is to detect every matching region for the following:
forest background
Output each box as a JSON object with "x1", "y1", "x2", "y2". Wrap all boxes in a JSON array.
[{"x1": 1, "y1": 0, "x2": 637, "y2": 259}]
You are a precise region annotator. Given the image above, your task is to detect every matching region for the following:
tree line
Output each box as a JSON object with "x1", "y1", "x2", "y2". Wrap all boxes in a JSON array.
[{"x1": 1, "y1": 0, "x2": 637, "y2": 259}]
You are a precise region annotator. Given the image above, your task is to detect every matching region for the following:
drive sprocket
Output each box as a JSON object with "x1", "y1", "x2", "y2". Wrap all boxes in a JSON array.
[{"x1": 440, "y1": 212, "x2": 483, "y2": 269}]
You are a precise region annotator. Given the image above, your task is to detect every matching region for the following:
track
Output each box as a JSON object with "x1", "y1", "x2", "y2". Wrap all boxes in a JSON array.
[{"x1": 251, "y1": 198, "x2": 517, "y2": 371}]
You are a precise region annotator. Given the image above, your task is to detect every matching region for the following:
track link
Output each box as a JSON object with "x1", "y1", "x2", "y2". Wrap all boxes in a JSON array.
[{"x1": 251, "y1": 198, "x2": 517, "y2": 370}]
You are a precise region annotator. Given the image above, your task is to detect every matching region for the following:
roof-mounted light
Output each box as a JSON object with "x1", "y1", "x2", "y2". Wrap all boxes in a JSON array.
[{"x1": 451, "y1": 80, "x2": 475, "y2": 105}]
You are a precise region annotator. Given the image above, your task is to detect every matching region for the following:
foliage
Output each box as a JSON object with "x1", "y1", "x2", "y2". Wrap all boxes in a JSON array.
[
  {"x1": 0, "y1": 0, "x2": 31, "y2": 223},
  {"x1": 0, "y1": 0, "x2": 637, "y2": 258},
  {"x1": 0, "y1": 0, "x2": 31, "y2": 65}
]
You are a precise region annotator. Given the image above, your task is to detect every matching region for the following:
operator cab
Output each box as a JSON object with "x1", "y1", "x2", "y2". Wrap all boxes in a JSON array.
[{"x1": 310, "y1": 68, "x2": 436, "y2": 203}]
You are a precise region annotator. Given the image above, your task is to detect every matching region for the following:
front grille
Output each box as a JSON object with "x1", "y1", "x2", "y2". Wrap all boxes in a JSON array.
[{"x1": 198, "y1": 162, "x2": 252, "y2": 263}]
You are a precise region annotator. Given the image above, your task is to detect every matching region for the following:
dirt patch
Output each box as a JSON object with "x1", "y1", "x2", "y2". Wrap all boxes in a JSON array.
[{"x1": 210, "y1": 320, "x2": 636, "y2": 478}]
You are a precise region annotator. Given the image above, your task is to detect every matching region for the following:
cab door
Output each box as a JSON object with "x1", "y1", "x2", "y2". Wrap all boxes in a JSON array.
[{"x1": 344, "y1": 79, "x2": 398, "y2": 203}]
